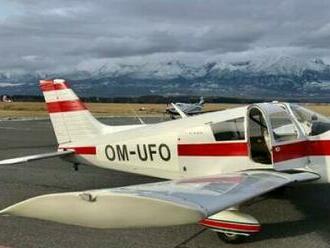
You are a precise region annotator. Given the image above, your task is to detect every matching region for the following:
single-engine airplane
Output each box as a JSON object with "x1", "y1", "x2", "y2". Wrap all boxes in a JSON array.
[
  {"x1": 166, "y1": 96, "x2": 204, "y2": 118},
  {"x1": 0, "y1": 79, "x2": 330, "y2": 244}
]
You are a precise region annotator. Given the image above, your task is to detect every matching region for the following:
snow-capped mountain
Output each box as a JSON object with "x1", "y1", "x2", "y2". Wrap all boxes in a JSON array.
[
  {"x1": 72, "y1": 55, "x2": 329, "y2": 79},
  {"x1": 0, "y1": 55, "x2": 329, "y2": 100}
]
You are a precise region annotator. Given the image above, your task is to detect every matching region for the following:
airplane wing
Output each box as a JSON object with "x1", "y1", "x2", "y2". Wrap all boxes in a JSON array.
[
  {"x1": 0, "y1": 170, "x2": 319, "y2": 229},
  {"x1": 0, "y1": 150, "x2": 74, "y2": 165}
]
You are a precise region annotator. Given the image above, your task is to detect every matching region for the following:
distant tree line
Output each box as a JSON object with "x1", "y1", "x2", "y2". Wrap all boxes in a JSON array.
[
  {"x1": 8, "y1": 95, "x2": 265, "y2": 103},
  {"x1": 7, "y1": 94, "x2": 328, "y2": 103}
]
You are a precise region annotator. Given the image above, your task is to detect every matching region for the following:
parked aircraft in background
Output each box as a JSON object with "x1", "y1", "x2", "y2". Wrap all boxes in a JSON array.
[
  {"x1": 1, "y1": 79, "x2": 330, "y2": 244},
  {"x1": 1, "y1": 95, "x2": 13, "y2": 102},
  {"x1": 166, "y1": 96, "x2": 204, "y2": 118}
]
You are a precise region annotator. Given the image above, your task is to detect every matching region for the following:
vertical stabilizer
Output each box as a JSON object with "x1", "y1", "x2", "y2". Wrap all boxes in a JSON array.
[{"x1": 40, "y1": 79, "x2": 104, "y2": 144}]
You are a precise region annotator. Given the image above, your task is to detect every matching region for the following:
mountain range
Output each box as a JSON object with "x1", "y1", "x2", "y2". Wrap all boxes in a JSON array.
[{"x1": 0, "y1": 55, "x2": 329, "y2": 101}]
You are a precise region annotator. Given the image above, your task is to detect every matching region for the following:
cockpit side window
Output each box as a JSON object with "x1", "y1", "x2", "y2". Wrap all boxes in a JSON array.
[
  {"x1": 211, "y1": 117, "x2": 245, "y2": 141},
  {"x1": 290, "y1": 104, "x2": 330, "y2": 136}
]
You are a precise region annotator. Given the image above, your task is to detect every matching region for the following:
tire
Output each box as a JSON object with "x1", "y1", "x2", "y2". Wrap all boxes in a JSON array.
[{"x1": 217, "y1": 232, "x2": 248, "y2": 244}]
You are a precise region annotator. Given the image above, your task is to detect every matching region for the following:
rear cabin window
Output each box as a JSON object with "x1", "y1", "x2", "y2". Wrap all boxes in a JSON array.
[{"x1": 211, "y1": 117, "x2": 245, "y2": 141}]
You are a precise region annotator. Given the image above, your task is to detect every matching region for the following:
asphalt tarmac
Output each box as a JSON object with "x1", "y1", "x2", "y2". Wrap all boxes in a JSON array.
[{"x1": 0, "y1": 117, "x2": 329, "y2": 248}]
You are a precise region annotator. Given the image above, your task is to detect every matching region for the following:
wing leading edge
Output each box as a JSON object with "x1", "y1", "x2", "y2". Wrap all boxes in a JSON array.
[{"x1": 0, "y1": 170, "x2": 319, "y2": 229}]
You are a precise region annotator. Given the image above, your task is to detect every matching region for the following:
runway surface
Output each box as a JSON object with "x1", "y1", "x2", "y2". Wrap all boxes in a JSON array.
[{"x1": 0, "y1": 117, "x2": 329, "y2": 248}]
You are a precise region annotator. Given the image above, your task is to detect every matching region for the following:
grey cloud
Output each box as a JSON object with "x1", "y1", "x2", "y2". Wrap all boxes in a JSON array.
[
  {"x1": 0, "y1": 0, "x2": 330, "y2": 72},
  {"x1": 294, "y1": 22, "x2": 330, "y2": 49}
]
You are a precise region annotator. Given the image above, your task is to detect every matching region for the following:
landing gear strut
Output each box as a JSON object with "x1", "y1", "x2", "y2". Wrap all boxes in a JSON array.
[{"x1": 73, "y1": 163, "x2": 79, "y2": 171}]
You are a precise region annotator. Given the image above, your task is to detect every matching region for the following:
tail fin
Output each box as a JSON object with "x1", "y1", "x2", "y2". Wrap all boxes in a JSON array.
[
  {"x1": 199, "y1": 96, "x2": 204, "y2": 105},
  {"x1": 40, "y1": 79, "x2": 104, "y2": 144}
]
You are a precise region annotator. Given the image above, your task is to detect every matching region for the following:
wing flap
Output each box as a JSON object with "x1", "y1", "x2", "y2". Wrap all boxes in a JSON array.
[{"x1": 0, "y1": 170, "x2": 319, "y2": 228}]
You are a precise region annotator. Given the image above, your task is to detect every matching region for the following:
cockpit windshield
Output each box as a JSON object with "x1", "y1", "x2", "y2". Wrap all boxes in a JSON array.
[{"x1": 290, "y1": 104, "x2": 330, "y2": 136}]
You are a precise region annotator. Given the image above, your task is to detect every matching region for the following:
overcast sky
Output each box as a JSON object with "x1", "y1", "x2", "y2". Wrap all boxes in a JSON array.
[{"x1": 1, "y1": 0, "x2": 330, "y2": 73}]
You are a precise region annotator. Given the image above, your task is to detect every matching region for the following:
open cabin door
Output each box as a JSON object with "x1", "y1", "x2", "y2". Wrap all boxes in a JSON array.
[{"x1": 253, "y1": 104, "x2": 309, "y2": 171}]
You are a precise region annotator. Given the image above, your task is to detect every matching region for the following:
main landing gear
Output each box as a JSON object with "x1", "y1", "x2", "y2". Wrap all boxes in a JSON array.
[
  {"x1": 199, "y1": 209, "x2": 261, "y2": 244},
  {"x1": 73, "y1": 163, "x2": 80, "y2": 171},
  {"x1": 216, "y1": 231, "x2": 248, "y2": 244}
]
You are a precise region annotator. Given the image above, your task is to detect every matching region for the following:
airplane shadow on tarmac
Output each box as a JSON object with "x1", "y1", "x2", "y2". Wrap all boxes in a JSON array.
[{"x1": 251, "y1": 184, "x2": 330, "y2": 243}]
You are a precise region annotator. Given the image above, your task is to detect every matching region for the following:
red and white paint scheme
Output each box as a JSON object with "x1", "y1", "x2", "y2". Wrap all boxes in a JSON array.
[{"x1": 0, "y1": 79, "x2": 329, "y2": 244}]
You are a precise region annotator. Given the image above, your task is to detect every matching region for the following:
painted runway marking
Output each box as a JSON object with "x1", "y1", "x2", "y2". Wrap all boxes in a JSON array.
[{"x1": 0, "y1": 127, "x2": 34, "y2": 131}]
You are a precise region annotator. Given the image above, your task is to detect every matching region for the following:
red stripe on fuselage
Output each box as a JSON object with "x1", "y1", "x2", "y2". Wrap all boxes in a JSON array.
[
  {"x1": 273, "y1": 140, "x2": 330, "y2": 163},
  {"x1": 40, "y1": 82, "x2": 70, "y2": 92},
  {"x1": 61, "y1": 146, "x2": 96, "y2": 155},
  {"x1": 47, "y1": 100, "x2": 87, "y2": 113},
  {"x1": 272, "y1": 141, "x2": 308, "y2": 163},
  {"x1": 308, "y1": 140, "x2": 330, "y2": 156},
  {"x1": 199, "y1": 219, "x2": 261, "y2": 233},
  {"x1": 178, "y1": 140, "x2": 330, "y2": 162},
  {"x1": 178, "y1": 143, "x2": 248, "y2": 156}
]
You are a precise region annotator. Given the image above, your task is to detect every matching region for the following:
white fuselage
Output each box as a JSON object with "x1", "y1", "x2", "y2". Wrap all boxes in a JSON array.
[
  {"x1": 60, "y1": 103, "x2": 330, "y2": 183},
  {"x1": 62, "y1": 106, "x2": 249, "y2": 179}
]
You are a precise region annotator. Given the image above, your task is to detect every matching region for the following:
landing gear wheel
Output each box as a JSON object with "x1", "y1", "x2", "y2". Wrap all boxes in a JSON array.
[
  {"x1": 217, "y1": 232, "x2": 247, "y2": 244},
  {"x1": 73, "y1": 163, "x2": 79, "y2": 171}
]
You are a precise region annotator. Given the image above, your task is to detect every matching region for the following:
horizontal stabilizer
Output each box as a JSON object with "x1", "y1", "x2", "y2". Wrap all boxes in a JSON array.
[
  {"x1": 0, "y1": 150, "x2": 74, "y2": 165},
  {"x1": 0, "y1": 170, "x2": 319, "y2": 228}
]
